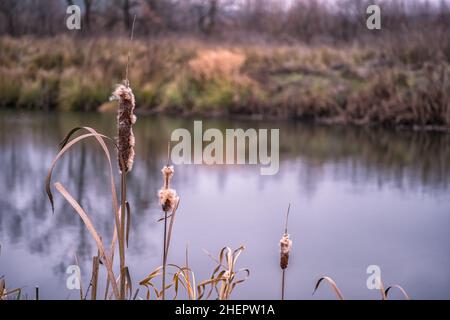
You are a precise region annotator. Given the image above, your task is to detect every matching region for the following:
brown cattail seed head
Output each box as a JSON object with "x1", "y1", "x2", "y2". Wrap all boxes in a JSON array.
[
  {"x1": 280, "y1": 233, "x2": 292, "y2": 270},
  {"x1": 158, "y1": 166, "x2": 178, "y2": 212},
  {"x1": 111, "y1": 84, "x2": 136, "y2": 173}
]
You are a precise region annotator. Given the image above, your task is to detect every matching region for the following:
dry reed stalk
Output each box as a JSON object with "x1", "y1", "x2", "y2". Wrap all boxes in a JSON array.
[
  {"x1": 90, "y1": 255, "x2": 100, "y2": 300},
  {"x1": 110, "y1": 15, "x2": 137, "y2": 300},
  {"x1": 280, "y1": 204, "x2": 292, "y2": 300},
  {"x1": 109, "y1": 62, "x2": 137, "y2": 302},
  {"x1": 158, "y1": 144, "x2": 180, "y2": 300},
  {"x1": 140, "y1": 197, "x2": 183, "y2": 300},
  {"x1": 0, "y1": 279, "x2": 5, "y2": 300}
]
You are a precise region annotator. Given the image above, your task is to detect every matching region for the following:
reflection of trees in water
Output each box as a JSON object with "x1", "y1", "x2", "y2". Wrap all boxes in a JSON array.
[
  {"x1": 279, "y1": 124, "x2": 450, "y2": 193},
  {"x1": 0, "y1": 111, "x2": 449, "y2": 280}
]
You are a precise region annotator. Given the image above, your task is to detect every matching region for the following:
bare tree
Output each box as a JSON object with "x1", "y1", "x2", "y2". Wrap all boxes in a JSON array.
[
  {"x1": 84, "y1": 0, "x2": 93, "y2": 31},
  {"x1": 0, "y1": 0, "x2": 20, "y2": 36},
  {"x1": 197, "y1": 0, "x2": 219, "y2": 35}
]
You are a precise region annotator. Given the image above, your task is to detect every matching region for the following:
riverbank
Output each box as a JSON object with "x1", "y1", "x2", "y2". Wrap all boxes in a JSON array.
[{"x1": 1, "y1": 36, "x2": 449, "y2": 128}]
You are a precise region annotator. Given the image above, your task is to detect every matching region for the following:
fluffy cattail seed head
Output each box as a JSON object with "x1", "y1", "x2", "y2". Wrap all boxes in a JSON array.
[
  {"x1": 280, "y1": 233, "x2": 292, "y2": 270},
  {"x1": 158, "y1": 188, "x2": 178, "y2": 212},
  {"x1": 111, "y1": 84, "x2": 137, "y2": 173},
  {"x1": 161, "y1": 166, "x2": 174, "y2": 189},
  {"x1": 158, "y1": 166, "x2": 178, "y2": 212}
]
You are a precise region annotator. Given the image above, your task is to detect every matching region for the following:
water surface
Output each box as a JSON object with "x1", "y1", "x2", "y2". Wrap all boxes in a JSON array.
[{"x1": 0, "y1": 111, "x2": 449, "y2": 299}]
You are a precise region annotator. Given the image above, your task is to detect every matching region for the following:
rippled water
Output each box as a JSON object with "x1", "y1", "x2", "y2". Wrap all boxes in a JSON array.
[{"x1": 0, "y1": 110, "x2": 449, "y2": 299}]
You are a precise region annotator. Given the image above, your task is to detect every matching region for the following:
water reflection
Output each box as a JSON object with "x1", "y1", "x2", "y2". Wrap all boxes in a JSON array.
[{"x1": 0, "y1": 110, "x2": 449, "y2": 299}]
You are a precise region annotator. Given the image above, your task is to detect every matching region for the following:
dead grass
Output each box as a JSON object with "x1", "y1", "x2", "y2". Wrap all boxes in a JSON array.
[
  {"x1": 1, "y1": 36, "x2": 449, "y2": 128},
  {"x1": 139, "y1": 245, "x2": 249, "y2": 300}
]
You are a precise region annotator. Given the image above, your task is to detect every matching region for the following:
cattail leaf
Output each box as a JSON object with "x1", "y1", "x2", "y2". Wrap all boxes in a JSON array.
[
  {"x1": 173, "y1": 273, "x2": 179, "y2": 300},
  {"x1": 45, "y1": 126, "x2": 121, "y2": 299},
  {"x1": 132, "y1": 289, "x2": 140, "y2": 300},
  {"x1": 143, "y1": 283, "x2": 159, "y2": 300},
  {"x1": 54, "y1": 182, "x2": 120, "y2": 299},
  {"x1": 313, "y1": 276, "x2": 345, "y2": 300},
  {"x1": 157, "y1": 212, "x2": 173, "y2": 222},
  {"x1": 125, "y1": 267, "x2": 132, "y2": 300},
  {"x1": 385, "y1": 285, "x2": 411, "y2": 300},
  {"x1": 125, "y1": 201, "x2": 131, "y2": 248},
  {"x1": 59, "y1": 127, "x2": 83, "y2": 150},
  {"x1": 139, "y1": 266, "x2": 163, "y2": 285},
  {"x1": 0, "y1": 279, "x2": 5, "y2": 297},
  {"x1": 232, "y1": 246, "x2": 245, "y2": 265}
]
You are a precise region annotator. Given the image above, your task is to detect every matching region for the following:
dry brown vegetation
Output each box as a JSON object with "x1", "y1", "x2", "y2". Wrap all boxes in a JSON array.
[
  {"x1": 1, "y1": 1, "x2": 450, "y2": 128},
  {"x1": 1, "y1": 35, "x2": 450, "y2": 128}
]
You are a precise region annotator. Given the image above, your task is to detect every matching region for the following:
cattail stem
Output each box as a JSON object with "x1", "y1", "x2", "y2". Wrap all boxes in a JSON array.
[
  {"x1": 280, "y1": 203, "x2": 292, "y2": 301},
  {"x1": 119, "y1": 171, "x2": 127, "y2": 300},
  {"x1": 162, "y1": 210, "x2": 168, "y2": 300},
  {"x1": 91, "y1": 255, "x2": 100, "y2": 300},
  {"x1": 285, "y1": 203, "x2": 291, "y2": 234}
]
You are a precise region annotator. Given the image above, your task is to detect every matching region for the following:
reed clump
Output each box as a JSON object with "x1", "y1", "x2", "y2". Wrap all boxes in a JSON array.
[
  {"x1": 140, "y1": 245, "x2": 249, "y2": 300},
  {"x1": 0, "y1": 272, "x2": 21, "y2": 300}
]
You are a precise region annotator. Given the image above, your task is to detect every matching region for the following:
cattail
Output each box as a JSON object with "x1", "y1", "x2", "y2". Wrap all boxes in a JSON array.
[
  {"x1": 279, "y1": 233, "x2": 292, "y2": 270},
  {"x1": 111, "y1": 83, "x2": 136, "y2": 173},
  {"x1": 158, "y1": 165, "x2": 178, "y2": 212}
]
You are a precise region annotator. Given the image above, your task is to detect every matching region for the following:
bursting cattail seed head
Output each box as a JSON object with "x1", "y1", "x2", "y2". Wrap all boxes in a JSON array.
[
  {"x1": 111, "y1": 83, "x2": 136, "y2": 173},
  {"x1": 158, "y1": 166, "x2": 178, "y2": 212},
  {"x1": 279, "y1": 233, "x2": 292, "y2": 270}
]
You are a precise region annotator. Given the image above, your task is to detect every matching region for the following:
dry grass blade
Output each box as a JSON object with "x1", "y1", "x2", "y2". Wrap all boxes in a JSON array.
[
  {"x1": 132, "y1": 289, "x2": 140, "y2": 300},
  {"x1": 125, "y1": 266, "x2": 133, "y2": 300},
  {"x1": 385, "y1": 285, "x2": 411, "y2": 300},
  {"x1": 140, "y1": 264, "x2": 196, "y2": 300},
  {"x1": 170, "y1": 264, "x2": 196, "y2": 300},
  {"x1": 313, "y1": 276, "x2": 345, "y2": 300},
  {"x1": 54, "y1": 182, "x2": 120, "y2": 299},
  {"x1": 379, "y1": 278, "x2": 387, "y2": 300},
  {"x1": 197, "y1": 246, "x2": 249, "y2": 300},
  {"x1": 140, "y1": 267, "x2": 164, "y2": 299}
]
